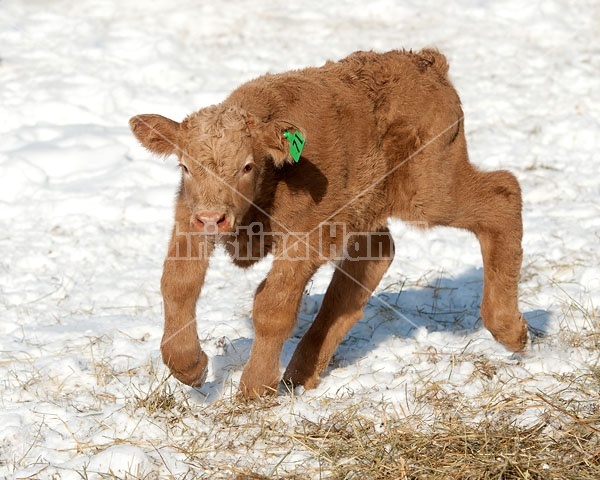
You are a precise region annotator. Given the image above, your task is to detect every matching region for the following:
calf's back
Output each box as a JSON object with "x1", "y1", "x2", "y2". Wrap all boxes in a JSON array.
[{"x1": 224, "y1": 48, "x2": 464, "y2": 235}]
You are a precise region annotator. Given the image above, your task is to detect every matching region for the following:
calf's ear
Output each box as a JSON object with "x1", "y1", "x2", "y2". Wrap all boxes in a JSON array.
[
  {"x1": 246, "y1": 115, "x2": 300, "y2": 168},
  {"x1": 129, "y1": 114, "x2": 181, "y2": 156}
]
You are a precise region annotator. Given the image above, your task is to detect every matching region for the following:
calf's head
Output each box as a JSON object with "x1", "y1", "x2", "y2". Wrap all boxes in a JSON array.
[{"x1": 130, "y1": 104, "x2": 297, "y2": 234}]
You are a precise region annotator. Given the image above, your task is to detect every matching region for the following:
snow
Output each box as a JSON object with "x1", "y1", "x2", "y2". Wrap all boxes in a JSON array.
[{"x1": 1, "y1": 0, "x2": 599, "y2": 477}]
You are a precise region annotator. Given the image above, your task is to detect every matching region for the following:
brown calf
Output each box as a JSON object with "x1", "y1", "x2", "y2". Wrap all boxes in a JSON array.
[{"x1": 130, "y1": 49, "x2": 528, "y2": 398}]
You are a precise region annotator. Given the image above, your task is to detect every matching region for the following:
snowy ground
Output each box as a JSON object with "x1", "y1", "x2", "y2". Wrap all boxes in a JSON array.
[{"x1": 1, "y1": 0, "x2": 599, "y2": 478}]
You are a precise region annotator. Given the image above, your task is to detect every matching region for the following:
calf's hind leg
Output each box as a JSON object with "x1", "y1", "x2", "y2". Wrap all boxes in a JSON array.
[{"x1": 451, "y1": 168, "x2": 528, "y2": 351}]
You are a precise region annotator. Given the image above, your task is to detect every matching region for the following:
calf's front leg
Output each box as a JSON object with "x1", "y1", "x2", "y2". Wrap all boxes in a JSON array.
[
  {"x1": 284, "y1": 231, "x2": 395, "y2": 389},
  {"x1": 160, "y1": 202, "x2": 214, "y2": 387},
  {"x1": 240, "y1": 256, "x2": 322, "y2": 398}
]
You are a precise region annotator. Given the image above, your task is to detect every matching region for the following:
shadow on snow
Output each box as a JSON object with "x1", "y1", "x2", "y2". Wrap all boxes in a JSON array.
[{"x1": 193, "y1": 267, "x2": 551, "y2": 402}]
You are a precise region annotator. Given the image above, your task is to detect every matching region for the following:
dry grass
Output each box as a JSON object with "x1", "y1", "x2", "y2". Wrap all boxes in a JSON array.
[
  {"x1": 119, "y1": 366, "x2": 600, "y2": 480},
  {"x1": 279, "y1": 299, "x2": 600, "y2": 480},
  {"x1": 127, "y1": 299, "x2": 600, "y2": 480},
  {"x1": 291, "y1": 399, "x2": 600, "y2": 480},
  {"x1": 5, "y1": 295, "x2": 598, "y2": 480}
]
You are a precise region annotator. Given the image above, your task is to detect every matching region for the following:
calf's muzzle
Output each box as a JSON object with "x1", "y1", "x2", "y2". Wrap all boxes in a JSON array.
[{"x1": 192, "y1": 210, "x2": 230, "y2": 234}]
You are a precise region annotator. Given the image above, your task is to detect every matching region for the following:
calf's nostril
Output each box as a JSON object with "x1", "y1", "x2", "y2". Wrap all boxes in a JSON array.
[{"x1": 196, "y1": 211, "x2": 227, "y2": 229}]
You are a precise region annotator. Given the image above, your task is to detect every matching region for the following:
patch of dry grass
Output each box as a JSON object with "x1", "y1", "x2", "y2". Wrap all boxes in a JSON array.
[
  {"x1": 6, "y1": 296, "x2": 598, "y2": 480},
  {"x1": 279, "y1": 298, "x2": 599, "y2": 480},
  {"x1": 292, "y1": 399, "x2": 600, "y2": 480},
  {"x1": 138, "y1": 298, "x2": 600, "y2": 480},
  {"x1": 122, "y1": 369, "x2": 599, "y2": 479}
]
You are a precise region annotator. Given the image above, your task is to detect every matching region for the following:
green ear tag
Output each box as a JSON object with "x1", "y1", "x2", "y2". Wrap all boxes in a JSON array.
[{"x1": 283, "y1": 130, "x2": 305, "y2": 163}]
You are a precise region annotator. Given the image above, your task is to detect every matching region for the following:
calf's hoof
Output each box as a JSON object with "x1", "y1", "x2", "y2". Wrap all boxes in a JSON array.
[
  {"x1": 238, "y1": 365, "x2": 280, "y2": 399},
  {"x1": 162, "y1": 348, "x2": 209, "y2": 388},
  {"x1": 282, "y1": 365, "x2": 321, "y2": 391},
  {"x1": 490, "y1": 314, "x2": 529, "y2": 353},
  {"x1": 238, "y1": 382, "x2": 278, "y2": 400}
]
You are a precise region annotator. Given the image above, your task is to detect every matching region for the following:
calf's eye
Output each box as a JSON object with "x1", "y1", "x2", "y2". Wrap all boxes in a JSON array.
[
  {"x1": 242, "y1": 163, "x2": 254, "y2": 174},
  {"x1": 179, "y1": 164, "x2": 190, "y2": 174}
]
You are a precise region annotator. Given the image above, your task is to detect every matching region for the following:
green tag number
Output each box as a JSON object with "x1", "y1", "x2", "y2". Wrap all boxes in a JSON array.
[{"x1": 283, "y1": 130, "x2": 305, "y2": 163}]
